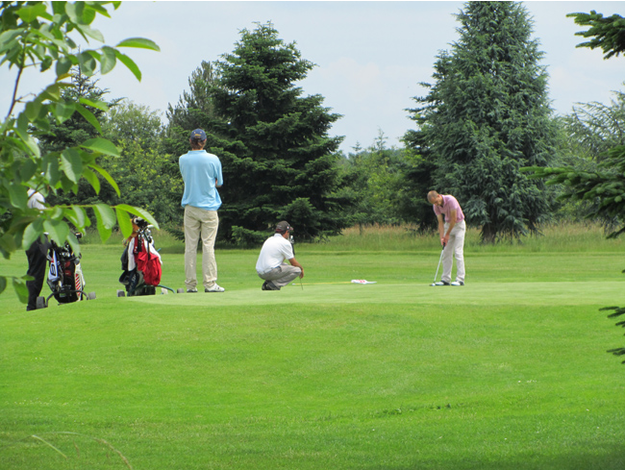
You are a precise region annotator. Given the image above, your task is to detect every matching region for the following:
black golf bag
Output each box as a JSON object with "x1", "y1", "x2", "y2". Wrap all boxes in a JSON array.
[{"x1": 39, "y1": 233, "x2": 95, "y2": 308}]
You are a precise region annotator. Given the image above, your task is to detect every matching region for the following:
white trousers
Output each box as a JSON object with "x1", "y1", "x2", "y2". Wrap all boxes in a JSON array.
[
  {"x1": 184, "y1": 206, "x2": 219, "y2": 289},
  {"x1": 442, "y1": 220, "x2": 465, "y2": 284}
]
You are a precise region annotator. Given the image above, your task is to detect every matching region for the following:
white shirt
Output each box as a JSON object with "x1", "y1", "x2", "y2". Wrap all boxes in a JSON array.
[
  {"x1": 256, "y1": 234, "x2": 294, "y2": 274},
  {"x1": 27, "y1": 189, "x2": 45, "y2": 210}
]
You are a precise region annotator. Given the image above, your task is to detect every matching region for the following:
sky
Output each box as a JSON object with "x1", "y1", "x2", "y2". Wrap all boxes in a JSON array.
[{"x1": 2, "y1": 1, "x2": 624, "y2": 154}]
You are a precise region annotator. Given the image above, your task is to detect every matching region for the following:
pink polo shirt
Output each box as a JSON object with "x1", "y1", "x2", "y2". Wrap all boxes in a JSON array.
[{"x1": 433, "y1": 195, "x2": 464, "y2": 223}]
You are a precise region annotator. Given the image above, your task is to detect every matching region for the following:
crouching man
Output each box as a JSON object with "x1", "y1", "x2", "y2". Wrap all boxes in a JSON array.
[{"x1": 256, "y1": 221, "x2": 304, "y2": 291}]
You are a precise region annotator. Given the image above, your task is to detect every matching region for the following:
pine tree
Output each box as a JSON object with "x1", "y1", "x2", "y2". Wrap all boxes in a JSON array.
[
  {"x1": 409, "y1": 1, "x2": 557, "y2": 242},
  {"x1": 205, "y1": 22, "x2": 348, "y2": 243}
]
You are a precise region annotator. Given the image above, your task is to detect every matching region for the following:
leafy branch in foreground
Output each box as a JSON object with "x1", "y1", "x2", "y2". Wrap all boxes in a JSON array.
[
  {"x1": 523, "y1": 145, "x2": 625, "y2": 238},
  {"x1": 527, "y1": 8, "x2": 625, "y2": 365},
  {"x1": 601, "y1": 306, "x2": 625, "y2": 363},
  {"x1": 567, "y1": 10, "x2": 625, "y2": 59},
  {"x1": 0, "y1": 1, "x2": 159, "y2": 300}
]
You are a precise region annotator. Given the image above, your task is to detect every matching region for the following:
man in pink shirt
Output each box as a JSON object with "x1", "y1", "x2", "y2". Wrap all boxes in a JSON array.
[{"x1": 427, "y1": 191, "x2": 466, "y2": 286}]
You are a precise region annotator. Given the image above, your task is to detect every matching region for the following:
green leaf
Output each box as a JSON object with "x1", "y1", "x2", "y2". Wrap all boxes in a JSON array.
[
  {"x1": 115, "y1": 207, "x2": 133, "y2": 238},
  {"x1": 43, "y1": 153, "x2": 60, "y2": 186},
  {"x1": 16, "y1": 112, "x2": 29, "y2": 140},
  {"x1": 81, "y1": 137, "x2": 120, "y2": 157},
  {"x1": 0, "y1": 30, "x2": 23, "y2": 52},
  {"x1": 8, "y1": 182, "x2": 28, "y2": 210},
  {"x1": 12, "y1": 278, "x2": 29, "y2": 304},
  {"x1": 22, "y1": 218, "x2": 45, "y2": 252},
  {"x1": 74, "y1": 103, "x2": 102, "y2": 133},
  {"x1": 52, "y1": 2, "x2": 66, "y2": 15},
  {"x1": 55, "y1": 56, "x2": 73, "y2": 77},
  {"x1": 24, "y1": 101, "x2": 42, "y2": 120},
  {"x1": 93, "y1": 204, "x2": 116, "y2": 243},
  {"x1": 85, "y1": 2, "x2": 112, "y2": 18},
  {"x1": 60, "y1": 148, "x2": 83, "y2": 184},
  {"x1": 64, "y1": 205, "x2": 89, "y2": 229},
  {"x1": 19, "y1": 159, "x2": 38, "y2": 181},
  {"x1": 114, "y1": 50, "x2": 141, "y2": 81},
  {"x1": 115, "y1": 204, "x2": 160, "y2": 229},
  {"x1": 0, "y1": 233, "x2": 18, "y2": 257},
  {"x1": 89, "y1": 164, "x2": 120, "y2": 196},
  {"x1": 100, "y1": 46, "x2": 117, "y2": 74},
  {"x1": 116, "y1": 37, "x2": 160, "y2": 51},
  {"x1": 65, "y1": 231, "x2": 81, "y2": 257},
  {"x1": 76, "y1": 24, "x2": 104, "y2": 42},
  {"x1": 78, "y1": 97, "x2": 109, "y2": 112},
  {"x1": 40, "y1": 83, "x2": 61, "y2": 102},
  {"x1": 78, "y1": 51, "x2": 97, "y2": 76},
  {"x1": 82, "y1": 167, "x2": 101, "y2": 194},
  {"x1": 54, "y1": 101, "x2": 75, "y2": 123},
  {"x1": 16, "y1": 3, "x2": 50, "y2": 23},
  {"x1": 43, "y1": 219, "x2": 69, "y2": 248}
]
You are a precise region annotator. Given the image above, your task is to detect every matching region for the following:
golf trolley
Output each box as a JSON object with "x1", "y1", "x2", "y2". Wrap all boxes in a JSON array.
[
  {"x1": 118, "y1": 217, "x2": 179, "y2": 297},
  {"x1": 37, "y1": 233, "x2": 96, "y2": 309}
]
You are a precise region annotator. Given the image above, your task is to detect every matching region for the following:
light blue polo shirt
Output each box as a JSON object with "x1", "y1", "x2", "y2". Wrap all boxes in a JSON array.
[{"x1": 179, "y1": 150, "x2": 223, "y2": 210}]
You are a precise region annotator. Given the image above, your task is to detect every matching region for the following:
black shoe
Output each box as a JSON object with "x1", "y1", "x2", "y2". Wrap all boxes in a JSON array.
[{"x1": 261, "y1": 281, "x2": 280, "y2": 291}]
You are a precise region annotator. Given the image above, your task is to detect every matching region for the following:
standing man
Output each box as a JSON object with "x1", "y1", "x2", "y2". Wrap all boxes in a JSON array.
[
  {"x1": 427, "y1": 190, "x2": 466, "y2": 286},
  {"x1": 256, "y1": 221, "x2": 304, "y2": 291},
  {"x1": 25, "y1": 189, "x2": 50, "y2": 310},
  {"x1": 179, "y1": 129, "x2": 225, "y2": 293}
]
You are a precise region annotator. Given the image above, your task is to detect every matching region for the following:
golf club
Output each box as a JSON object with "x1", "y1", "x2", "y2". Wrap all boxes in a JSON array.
[
  {"x1": 430, "y1": 244, "x2": 445, "y2": 286},
  {"x1": 290, "y1": 234, "x2": 303, "y2": 290}
]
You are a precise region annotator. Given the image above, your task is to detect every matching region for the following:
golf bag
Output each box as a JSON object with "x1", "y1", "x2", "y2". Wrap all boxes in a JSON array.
[
  {"x1": 42, "y1": 233, "x2": 94, "y2": 307},
  {"x1": 119, "y1": 217, "x2": 162, "y2": 296}
]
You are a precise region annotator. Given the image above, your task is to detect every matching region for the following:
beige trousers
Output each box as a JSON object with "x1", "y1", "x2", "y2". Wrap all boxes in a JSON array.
[{"x1": 184, "y1": 206, "x2": 219, "y2": 289}]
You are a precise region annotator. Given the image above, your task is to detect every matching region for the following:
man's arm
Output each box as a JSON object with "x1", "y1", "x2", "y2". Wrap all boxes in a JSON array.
[
  {"x1": 288, "y1": 257, "x2": 304, "y2": 278},
  {"x1": 437, "y1": 214, "x2": 446, "y2": 246},
  {"x1": 442, "y1": 209, "x2": 457, "y2": 245}
]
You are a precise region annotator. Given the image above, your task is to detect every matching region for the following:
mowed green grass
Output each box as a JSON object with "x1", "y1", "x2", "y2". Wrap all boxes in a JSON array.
[{"x1": 2, "y1": 226, "x2": 625, "y2": 469}]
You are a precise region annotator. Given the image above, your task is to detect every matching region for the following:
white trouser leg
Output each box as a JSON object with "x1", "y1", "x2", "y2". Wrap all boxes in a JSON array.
[{"x1": 442, "y1": 220, "x2": 466, "y2": 283}]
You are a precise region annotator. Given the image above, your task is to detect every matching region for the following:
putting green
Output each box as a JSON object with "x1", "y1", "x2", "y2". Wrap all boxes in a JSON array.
[{"x1": 121, "y1": 280, "x2": 623, "y2": 308}]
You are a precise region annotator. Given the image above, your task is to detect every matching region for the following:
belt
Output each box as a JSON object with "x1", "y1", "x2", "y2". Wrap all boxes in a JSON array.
[{"x1": 260, "y1": 266, "x2": 280, "y2": 275}]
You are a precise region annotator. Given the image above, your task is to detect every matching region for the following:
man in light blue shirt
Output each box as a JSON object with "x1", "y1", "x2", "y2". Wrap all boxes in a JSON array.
[{"x1": 179, "y1": 129, "x2": 225, "y2": 293}]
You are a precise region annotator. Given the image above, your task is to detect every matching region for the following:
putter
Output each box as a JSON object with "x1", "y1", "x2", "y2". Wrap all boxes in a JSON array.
[
  {"x1": 289, "y1": 235, "x2": 303, "y2": 291},
  {"x1": 430, "y1": 244, "x2": 445, "y2": 286}
]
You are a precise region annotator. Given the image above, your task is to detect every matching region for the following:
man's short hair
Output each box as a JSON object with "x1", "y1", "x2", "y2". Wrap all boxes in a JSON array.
[{"x1": 427, "y1": 190, "x2": 440, "y2": 203}]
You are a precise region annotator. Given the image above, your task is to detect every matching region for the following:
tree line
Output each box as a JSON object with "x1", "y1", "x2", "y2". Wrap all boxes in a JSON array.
[
  {"x1": 3, "y1": 2, "x2": 625, "y2": 280},
  {"x1": 32, "y1": 3, "x2": 623, "y2": 248}
]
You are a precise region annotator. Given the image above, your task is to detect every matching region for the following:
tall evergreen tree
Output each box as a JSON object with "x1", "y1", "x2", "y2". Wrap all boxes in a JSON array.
[
  {"x1": 408, "y1": 1, "x2": 557, "y2": 242},
  {"x1": 205, "y1": 22, "x2": 348, "y2": 243}
]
